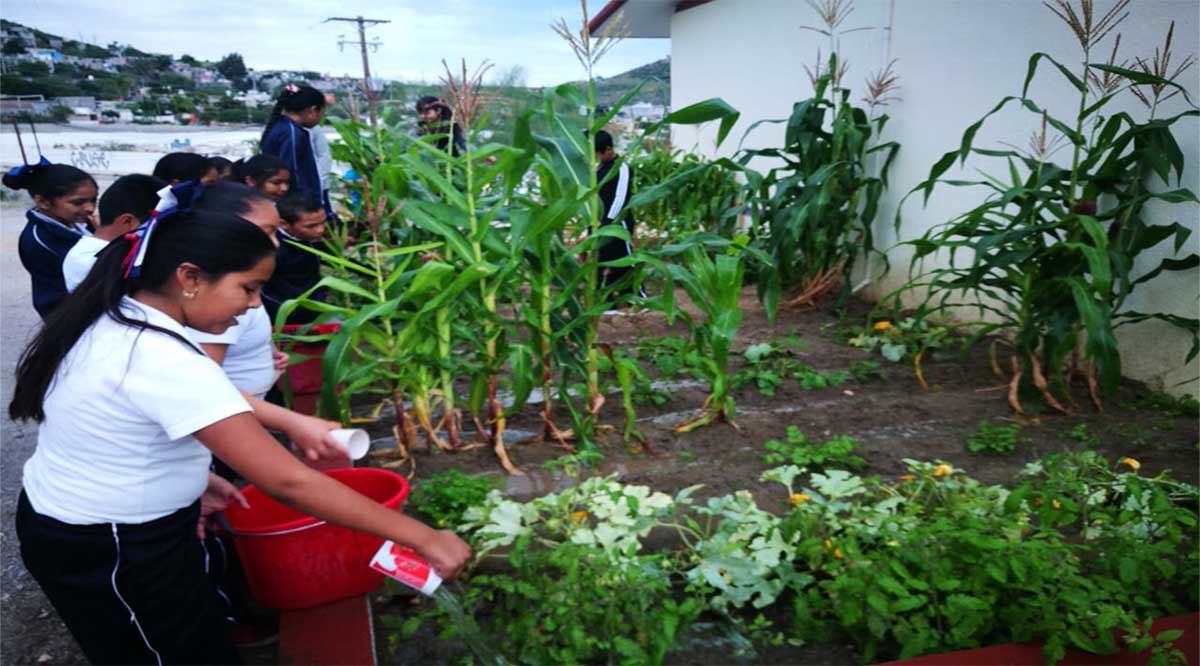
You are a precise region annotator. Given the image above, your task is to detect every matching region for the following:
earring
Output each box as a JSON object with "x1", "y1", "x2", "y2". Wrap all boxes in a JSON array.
[{"x1": 183, "y1": 291, "x2": 196, "y2": 299}]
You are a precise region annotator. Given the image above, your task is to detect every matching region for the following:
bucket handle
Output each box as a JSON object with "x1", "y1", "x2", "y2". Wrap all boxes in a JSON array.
[{"x1": 214, "y1": 513, "x2": 329, "y2": 537}]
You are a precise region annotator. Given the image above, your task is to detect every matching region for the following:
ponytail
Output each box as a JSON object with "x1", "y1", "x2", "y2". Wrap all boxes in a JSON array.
[
  {"x1": 261, "y1": 98, "x2": 287, "y2": 146},
  {"x1": 261, "y1": 83, "x2": 327, "y2": 145},
  {"x1": 3, "y1": 160, "x2": 96, "y2": 202},
  {"x1": 9, "y1": 211, "x2": 276, "y2": 422}
]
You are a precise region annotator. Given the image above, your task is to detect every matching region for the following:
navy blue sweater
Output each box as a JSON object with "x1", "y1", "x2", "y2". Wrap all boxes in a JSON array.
[
  {"x1": 18, "y1": 209, "x2": 85, "y2": 319},
  {"x1": 262, "y1": 231, "x2": 325, "y2": 325},
  {"x1": 261, "y1": 117, "x2": 330, "y2": 216}
]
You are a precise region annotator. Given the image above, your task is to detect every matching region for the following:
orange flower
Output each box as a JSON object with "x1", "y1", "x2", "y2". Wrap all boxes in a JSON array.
[
  {"x1": 570, "y1": 511, "x2": 589, "y2": 523},
  {"x1": 824, "y1": 539, "x2": 833, "y2": 551},
  {"x1": 834, "y1": 549, "x2": 845, "y2": 560},
  {"x1": 933, "y1": 464, "x2": 953, "y2": 477},
  {"x1": 1119, "y1": 457, "x2": 1141, "y2": 472},
  {"x1": 1052, "y1": 500, "x2": 1062, "y2": 509},
  {"x1": 790, "y1": 493, "x2": 812, "y2": 506},
  {"x1": 900, "y1": 474, "x2": 916, "y2": 483},
  {"x1": 873, "y1": 321, "x2": 893, "y2": 332}
]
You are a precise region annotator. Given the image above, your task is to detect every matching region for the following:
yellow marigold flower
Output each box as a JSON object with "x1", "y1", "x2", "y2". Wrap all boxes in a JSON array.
[
  {"x1": 790, "y1": 493, "x2": 811, "y2": 506},
  {"x1": 1119, "y1": 457, "x2": 1141, "y2": 471},
  {"x1": 824, "y1": 539, "x2": 833, "y2": 551},
  {"x1": 1052, "y1": 500, "x2": 1062, "y2": 509},
  {"x1": 873, "y1": 321, "x2": 893, "y2": 331},
  {"x1": 933, "y1": 464, "x2": 953, "y2": 477},
  {"x1": 900, "y1": 474, "x2": 916, "y2": 483},
  {"x1": 570, "y1": 511, "x2": 589, "y2": 523},
  {"x1": 834, "y1": 548, "x2": 845, "y2": 559}
]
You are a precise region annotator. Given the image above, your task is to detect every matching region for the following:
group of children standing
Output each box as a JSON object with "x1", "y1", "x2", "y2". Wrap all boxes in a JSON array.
[{"x1": 4, "y1": 83, "x2": 470, "y2": 664}]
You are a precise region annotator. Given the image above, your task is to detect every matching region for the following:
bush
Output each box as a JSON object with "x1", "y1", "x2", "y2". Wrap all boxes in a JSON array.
[{"x1": 408, "y1": 469, "x2": 496, "y2": 530}]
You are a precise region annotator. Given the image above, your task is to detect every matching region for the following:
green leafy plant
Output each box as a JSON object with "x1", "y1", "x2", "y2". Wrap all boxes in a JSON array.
[
  {"x1": 892, "y1": 1, "x2": 1199, "y2": 414},
  {"x1": 848, "y1": 359, "x2": 885, "y2": 383},
  {"x1": 732, "y1": 341, "x2": 848, "y2": 396},
  {"x1": 655, "y1": 235, "x2": 773, "y2": 431},
  {"x1": 632, "y1": 148, "x2": 743, "y2": 247},
  {"x1": 769, "y1": 455, "x2": 1198, "y2": 663},
  {"x1": 408, "y1": 469, "x2": 498, "y2": 530},
  {"x1": 734, "y1": 1, "x2": 900, "y2": 308},
  {"x1": 761, "y1": 426, "x2": 865, "y2": 470},
  {"x1": 1068, "y1": 422, "x2": 1102, "y2": 447},
  {"x1": 965, "y1": 420, "x2": 1024, "y2": 454}
]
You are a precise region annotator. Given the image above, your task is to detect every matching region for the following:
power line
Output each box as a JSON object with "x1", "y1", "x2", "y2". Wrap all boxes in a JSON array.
[{"x1": 324, "y1": 15, "x2": 389, "y2": 127}]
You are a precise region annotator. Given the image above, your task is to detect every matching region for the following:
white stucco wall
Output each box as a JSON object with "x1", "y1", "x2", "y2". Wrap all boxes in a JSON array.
[{"x1": 669, "y1": 0, "x2": 1200, "y2": 397}]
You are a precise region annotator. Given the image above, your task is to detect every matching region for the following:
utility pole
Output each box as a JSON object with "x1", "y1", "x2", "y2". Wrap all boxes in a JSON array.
[{"x1": 325, "y1": 15, "x2": 389, "y2": 127}]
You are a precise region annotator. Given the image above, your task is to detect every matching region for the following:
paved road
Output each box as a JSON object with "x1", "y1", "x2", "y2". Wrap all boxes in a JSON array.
[{"x1": 1, "y1": 200, "x2": 87, "y2": 665}]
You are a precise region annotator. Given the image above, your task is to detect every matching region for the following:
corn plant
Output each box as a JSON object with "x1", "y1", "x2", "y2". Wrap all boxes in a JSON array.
[
  {"x1": 653, "y1": 234, "x2": 774, "y2": 432},
  {"x1": 737, "y1": 53, "x2": 899, "y2": 310},
  {"x1": 631, "y1": 148, "x2": 743, "y2": 247},
  {"x1": 273, "y1": 191, "x2": 494, "y2": 471},
  {"x1": 892, "y1": 0, "x2": 1198, "y2": 413}
]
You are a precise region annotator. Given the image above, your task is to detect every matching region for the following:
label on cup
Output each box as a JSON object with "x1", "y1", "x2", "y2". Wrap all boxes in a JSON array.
[{"x1": 369, "y1": 541, "x2": 442, "y2": 596}]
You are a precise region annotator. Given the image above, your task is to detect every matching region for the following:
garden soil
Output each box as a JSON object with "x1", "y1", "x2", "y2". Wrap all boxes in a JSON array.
[{"x1": 354, "y1": 288, "x2": 1198, "y2": 665}]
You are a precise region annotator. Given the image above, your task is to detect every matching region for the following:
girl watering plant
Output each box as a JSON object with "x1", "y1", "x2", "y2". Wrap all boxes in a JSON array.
[{"x1": 10, "y1": 210, "x2": 470, "y2": 664}]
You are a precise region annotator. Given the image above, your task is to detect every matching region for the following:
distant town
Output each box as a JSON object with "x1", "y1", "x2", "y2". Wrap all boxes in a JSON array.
[{"x1": 0, "y1": 19, "x2": 670, "y2": 128}]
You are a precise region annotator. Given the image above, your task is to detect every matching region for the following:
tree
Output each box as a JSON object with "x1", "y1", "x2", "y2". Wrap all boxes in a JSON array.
[
  {"x1": 180, "y1": 54, "x2": 200, "y2": 66},
  {"x1": 215, "y1": 53, "x2": 247, "y2": 80},
  {"x1": 2, "y1": 39, "x2": 25, "y2": 55}
]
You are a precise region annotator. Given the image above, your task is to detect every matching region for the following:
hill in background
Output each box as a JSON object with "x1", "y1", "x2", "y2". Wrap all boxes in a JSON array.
[{"x1": 591, "y1": 57, "x2": 670, "y2": 108}]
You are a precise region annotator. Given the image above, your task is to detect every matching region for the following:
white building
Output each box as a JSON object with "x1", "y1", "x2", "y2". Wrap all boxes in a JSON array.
[{"x1": 592, "y1": 0, "x2": 1200, "y2": 396}]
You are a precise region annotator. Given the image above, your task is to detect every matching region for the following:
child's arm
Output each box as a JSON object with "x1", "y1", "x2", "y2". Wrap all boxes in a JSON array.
[
  {"x1": 199, "y1": 341, "x2": 342, "y2": 460},
  {"x1": 196, "y1": 413, "x2": 471, "y2": 578}
]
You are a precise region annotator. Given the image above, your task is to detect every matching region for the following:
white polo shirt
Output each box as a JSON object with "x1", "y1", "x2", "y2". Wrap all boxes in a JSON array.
[
  {"x1": 187, "y1": 306, "x2": 277, "y2": 398},
  {"x1": 22, "y1": 297, "x2": 252, "y2": 525},
  {"x1": 61, "y1": 235, "x2": 110, "y2": 291}
]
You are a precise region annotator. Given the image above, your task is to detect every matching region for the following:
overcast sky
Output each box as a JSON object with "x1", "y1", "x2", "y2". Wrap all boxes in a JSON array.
[{"x1": 5, "y1": 0, "x2": 669, "y2": 86}]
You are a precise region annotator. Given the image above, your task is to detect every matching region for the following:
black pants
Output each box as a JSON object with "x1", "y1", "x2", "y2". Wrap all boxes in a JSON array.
[{"x1": 16, "y1": 492, "x2": 241, "y2": 665}]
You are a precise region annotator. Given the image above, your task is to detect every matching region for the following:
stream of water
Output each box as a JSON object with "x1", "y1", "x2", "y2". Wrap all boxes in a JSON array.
[{"x1": 431, "y1": 585, "x2": 509, "y2": 666}]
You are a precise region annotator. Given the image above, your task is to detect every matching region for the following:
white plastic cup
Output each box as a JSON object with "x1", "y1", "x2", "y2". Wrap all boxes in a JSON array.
[
  {"x1": 330, "y1": 429, "x2": 370, "y2": 460},
  {"x1": 369, "y1": 540, "x2": 442, "y2": 596}
]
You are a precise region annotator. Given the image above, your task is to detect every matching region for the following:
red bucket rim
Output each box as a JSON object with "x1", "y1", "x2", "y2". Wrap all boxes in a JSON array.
[{"x1": 224, "y1": 467, "x2": 408, "y2": 536}]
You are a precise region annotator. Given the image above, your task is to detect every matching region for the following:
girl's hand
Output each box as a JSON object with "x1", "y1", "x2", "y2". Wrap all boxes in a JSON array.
[
  {"x1": 198, "y1": 472, "x2": 249, "y2": 539},
  {"x1": 414, "y1": 530, "x2": 472, "y2": 580},
  {"x1": 272, "y1": 350, "x2": 290, "y2": 371},
  {"x1": 285, "y1": 414, "x2": 344, "y2": 461}
]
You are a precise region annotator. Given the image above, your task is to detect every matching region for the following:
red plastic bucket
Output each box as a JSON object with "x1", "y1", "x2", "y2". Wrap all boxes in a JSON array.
[
  {"x1": 220, "y1": 468, "x2": 409, "y2": 610},
  {"x1": 277, "y1": 323, "x2": 341, "y2": 396}
]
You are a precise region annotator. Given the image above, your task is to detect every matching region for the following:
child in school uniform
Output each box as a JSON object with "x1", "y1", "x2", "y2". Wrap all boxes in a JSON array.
[
  {"x1": 207, "y1": 155, "x2": 235, "y2": 182},
  {"x1": 260, "y1": 84, "x2": 331, "y2": 217},
  {"x1": 593, "y1": 129, "x2": 640, "y2": 307},
  {"x1": 153, "y1": 152, "x2": 219, "y2": 186},
  {"x1": 234, "y1": 154, "x2": 291, "y2": 200},
  {"x1": 63, "y1": 174, "x2": 165, "y2": 292},
  {"x1": 4, "y1": 160, "x2": 98, "y2": 319},
  {"x1": 262, "y1": 192, "x2": 328, "y2": 326},
  {"x1": 10, "y1": 210, "x2": 471, "y2": 664},
  {"x1": 61, "y1": 180, "x2": 341, "y2": 461}
]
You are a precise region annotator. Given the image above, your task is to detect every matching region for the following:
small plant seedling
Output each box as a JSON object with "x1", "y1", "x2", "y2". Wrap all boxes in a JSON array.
[
  {"x1": 678, "y1": 451, "x2": 695, "y2": 462},
  {"x1": 1129, "y1": 391, "x2": 1200, "y2": 419},
  {"x1": 762, "y1": 426, "x2": 865, "y2": 470},
  {"x1": 966, "y1": 420, "x2": 1023, "y2": 454},
  {"x1": 849, "y1": 359, "x2": 885, "y2": 383},
  {"x1": 1069, "y1": 423, "x2": 1101, "y2": 448}
]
